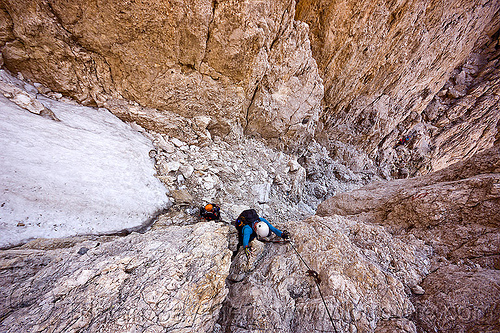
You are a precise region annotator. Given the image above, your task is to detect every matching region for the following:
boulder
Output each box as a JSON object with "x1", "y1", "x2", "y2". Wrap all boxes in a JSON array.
[
  {"x1": 218, "y1": 215, "x2": 430, "y2": 332},
  {"x1": 317, "y1": 145, "x2": 500, "y2": 332},
  {"x1": 0, "y1": 222, "x2": 231, "y2": 333}
]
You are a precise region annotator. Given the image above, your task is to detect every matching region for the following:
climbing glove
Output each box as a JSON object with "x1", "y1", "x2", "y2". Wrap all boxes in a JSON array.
[
  {"x1": 281, "y1": 230, "x2": 290, "y2": 239},
  {"x1": 244, "y1": 246, "x2": 252, "y2": 257}
]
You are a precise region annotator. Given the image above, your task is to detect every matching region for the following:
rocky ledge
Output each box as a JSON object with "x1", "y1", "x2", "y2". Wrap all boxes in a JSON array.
[
  {"x1": 0, "y1": 222, "x2": 231, "y2": 332},
  {"x1": 318, "y1": 145, "x2": 500, "y2": 332},
  {"x1": 1, "y1": 143, "x2": 498, "y2": 331}
]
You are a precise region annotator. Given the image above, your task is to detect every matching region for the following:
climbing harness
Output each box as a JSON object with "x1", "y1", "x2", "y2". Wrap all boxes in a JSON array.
[{"x1": 288, "y1": 239, "x2": 339, "y2": 333}]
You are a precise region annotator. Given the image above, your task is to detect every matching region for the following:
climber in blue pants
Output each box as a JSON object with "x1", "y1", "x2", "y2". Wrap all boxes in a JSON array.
[{"x1": 234, "y1": 209, "x2": 289, "y2": 257}]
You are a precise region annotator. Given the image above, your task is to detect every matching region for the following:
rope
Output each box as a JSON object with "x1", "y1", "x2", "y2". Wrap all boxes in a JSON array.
[{"x1": 289, "y1": 240, "x2": 339, "y2": 333}]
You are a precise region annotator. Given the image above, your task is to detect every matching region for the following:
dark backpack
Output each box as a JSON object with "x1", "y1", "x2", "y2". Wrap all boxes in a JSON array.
[
  {"x1": 200, "y1": 203, "x2": 220, "y2": 221},
  {"x1": 234, "y1": 209, "x2": 260, "y2": 233}
]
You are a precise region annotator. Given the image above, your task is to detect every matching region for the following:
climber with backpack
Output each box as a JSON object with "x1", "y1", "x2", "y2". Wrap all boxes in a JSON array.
[
  {"x1": 234, "y1": 209, "x2": 338, "y2": 332},
  {"x1": 234, "y1": 209, "x2": 290, "y2": 257},
  {"x1": 200, "y1": 203, "x2": 221, "y2": 221}
]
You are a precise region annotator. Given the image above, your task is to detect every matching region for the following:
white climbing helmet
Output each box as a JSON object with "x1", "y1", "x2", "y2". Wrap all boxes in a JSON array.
[{"x1": 255, "y1": 221, "x2": 270, "y2": 237}]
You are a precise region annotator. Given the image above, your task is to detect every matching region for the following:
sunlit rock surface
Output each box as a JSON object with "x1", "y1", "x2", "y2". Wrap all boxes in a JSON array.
[
  {"x1": 0, "y1": 222, "x2": 231, "y2": 333},
  {"x1": 378, "y1": 31, "x2": 500, "y2": 177},
  {"x1": 297, "y1": 0, "x2": 500, "y2": 157},
  {"x1": 318, "y1": 145, "x2": 500, "y2": 332},
  {"x1": 1, "y1": 1, "x2": 500, "y2": 332},
  {"x1": 217, "y1": 215, "x2": 430, "y2": 332},
  {"x1": 1, "y1": 0, "x2": 498, "y2": 166},
  {"x1": 0, "y1": 0, "x2": 323, "y2": 149}
]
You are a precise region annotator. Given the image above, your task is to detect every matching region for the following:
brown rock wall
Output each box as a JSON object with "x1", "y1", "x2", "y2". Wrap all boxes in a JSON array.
[
  {"x1": 375, "y1": 30, "x2": 500, "y2": 178},
  {"x1": 420, "y1": 36, "x2": 500, "y2": 171},
  {"x1": 0, "y1": 0, "x2": 323, "y2": 150},
  {"x1": 317, "y1": 145, "x2": 500, "y2": 332},
  {"x1": 1, "y1": 0, "x2": 498, "y2": 160},
  {"x1": 296, "y1": 0, "x2": 500, "y2": 155}
]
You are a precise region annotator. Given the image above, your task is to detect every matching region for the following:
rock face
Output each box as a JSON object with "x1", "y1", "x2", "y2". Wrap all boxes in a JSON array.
[
  {"x1": 377, "y1": 30, "x2": 500, "y2": 177},
  {"x1": 416, "y1": 36, "x2": 500, "y2": 173},
  {"x1": 317, "y1": 145, "x2": 500, "y2": 263},
  {"x1": 2, "y1": 1, "x2": 500, "y2": 332},
  {"x1": 147, "y1": 129, "x2": 315, "y2": 225},
  {"x1": 296, "y1": 0, "x2": 500, "y2": 157},
  {"x1": 1, "y1": 125, "x2": 497, "y2": 333},
  {"x1": 0, "y1": 78, "x2": 498, "y2": 332},
  {"x1": 0, "y1": 222, "x2": 232, "y2": 332},
  {"x1": 317, "y1": 145, "x2": 500, "y2": 332},
  {"x1": 217, "y1": 215, "x2": 430, "y2": 332},
  {"x1": 1, "y1": 0, "x2": 499, "y2": 169},
  {"x1": 414, "y1": 265, "x2": 500, "y2": 333},
  {"x1": 0, "y1": 0, "x2": 323, "y2": 150},
  {"x1": 146, "y1": 121, "x2": 380, "y2": 226}
]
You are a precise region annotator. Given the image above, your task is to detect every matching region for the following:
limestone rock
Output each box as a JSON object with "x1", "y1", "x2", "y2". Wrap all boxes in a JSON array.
[
  {"x1": 0, "y1": 222, "x2": 232, "y2": 333},
  {"x1": 148, "y1": 132, "x2": 319, "y2": 226},
  {"x1": 410, "y1": 285, "x2": 425, "y2": 296},
  {"x1": 421, "y1": 39, "x2": 500, "y2": 172},
  {"x1": 171, "y1": 189, "x2": 194, "y2": 206},
  {"x1": 102, "y1": 98, "x2": 207, "y2": 146},
  {"x1": 0, "y1": 0, "x2": 323, "y2": 150},
  {"x1": 2, "y1": 2, "x2": 500, "y2": 332},
  {"x1": 180, "y1": 164, "x2": 195, "y2": 179},
  {"x1": 297, "y1": 0, "x2": 500, "y2": 154},
  {"x1": 1, "y1": 0, "x2": 500, "y2": 170},
  {"x1": 317, "y1": 145, "x2": 500, "y2": 332},
  {"x1": 154, "y1": 134, "x2": 175, "y2": 153},
  {"x1": 298, "y1": 140, "x2": 379, "y2": 208},
  {"x1": 251, "y1": 183, "x2": 271, "y2": 204},
  {"x1": 317, "y1": 145, "x2": 500, "y2": 263},
  {"x1": 288, "y1": 158, "x2": 301, "y2": 172},
  {"x1": 374, "y1": 318, "x2": 417, "y2": 333},
  {"x1": 2, "y1": 0, "x2": 498, "y2": 169},
  {"x1": 414, "y1": 265, "x2": 500, "y2": 333},
  {"x1": 0, "y1": 70, "x2": 51, "y2": 116},
  {"x1": 218, "y1": 215, "x2": 430, "y2": 332},
  {"x1": 378, "y1": 32, "x2": 500, "y2": 178},
  {"x1": 171, "y1": 137, "x2": 186, "y2": 148},
  {"x1": 166, "y1": 161, "x2": 181, "y2": 173}
]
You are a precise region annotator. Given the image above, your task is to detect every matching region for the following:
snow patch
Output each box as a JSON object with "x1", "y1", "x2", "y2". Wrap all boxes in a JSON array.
[{"x1": 0, "y1": 94, "x2": 170, "y2": 248}]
